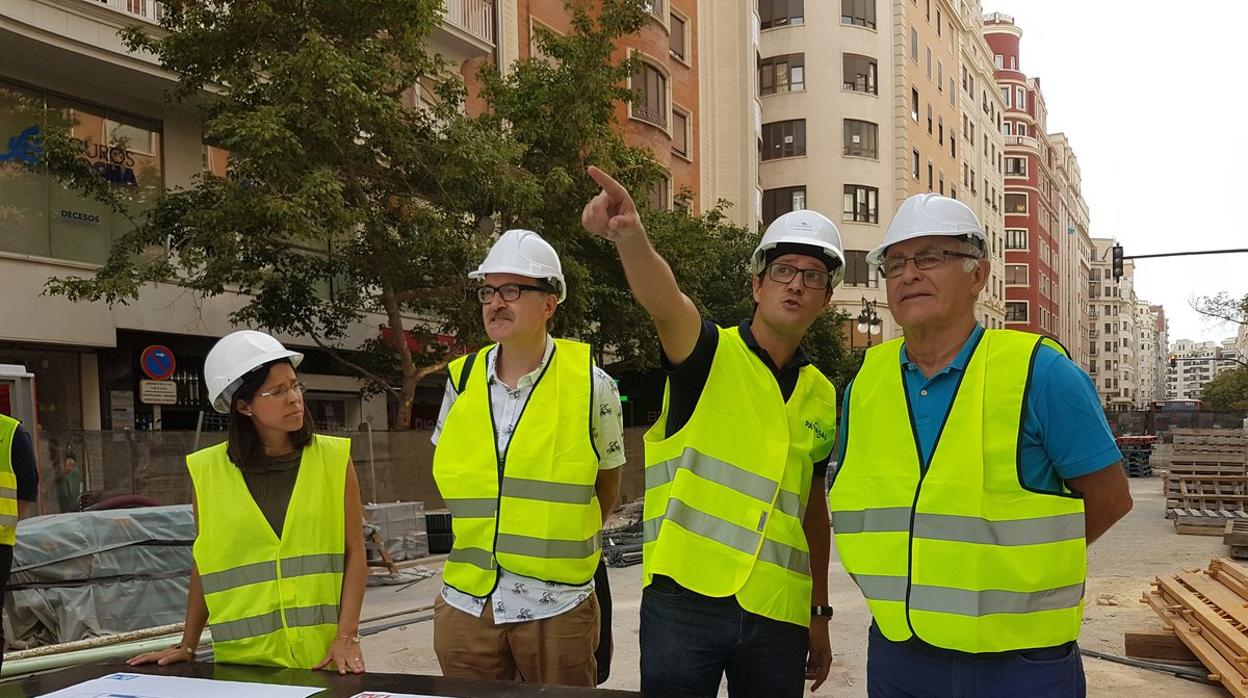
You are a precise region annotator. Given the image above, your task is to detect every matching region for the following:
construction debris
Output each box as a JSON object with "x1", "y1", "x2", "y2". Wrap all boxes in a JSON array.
[
  {"x1": 1118, "y1": 435, "x2": 1157, "y2": 478},
  {"x1": 1163, "y1": 429, "x2": 1248, "y2": 535},
  {"x1": 1140, "y1": 558, "x2": 1248, "y2": 697}
]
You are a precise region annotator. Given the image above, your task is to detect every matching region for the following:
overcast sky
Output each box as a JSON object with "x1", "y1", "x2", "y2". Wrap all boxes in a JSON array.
[{"x1": 995, "y1": 1, "x2": 1247, "y2": 345}]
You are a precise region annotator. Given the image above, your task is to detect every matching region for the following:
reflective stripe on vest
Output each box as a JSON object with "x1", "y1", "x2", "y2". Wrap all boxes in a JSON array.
[
  {"x1": 829, "y1": 329, "x2": 1086, "y2": 653},
  {"x1": 642, "y1": 326, "x2": 837, "y2": 627},
  {"x1": 189, "y1": 434, "x2": 349, "y2": 668},
  {"x1": 0, "y1": 415, "x2": 20, "y2": 545},
  {"x1": 433, "y1": 339, "x2": 603, "y2": 597}
]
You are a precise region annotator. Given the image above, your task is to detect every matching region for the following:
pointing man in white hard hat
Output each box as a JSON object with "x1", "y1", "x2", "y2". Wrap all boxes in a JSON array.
[
  {"x1": 582, "y1": 167, "x2": 840, "y2": 696},
  {"x1": 828, "y1": 194, "x2": 1132, "y2": 696},
  {"x1": 430, "y1": 229, "x2": 624, "y2": 686}
]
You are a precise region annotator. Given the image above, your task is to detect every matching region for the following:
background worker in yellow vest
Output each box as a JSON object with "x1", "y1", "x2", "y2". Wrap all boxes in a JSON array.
[
  {"x1": 582, "y1": 167, "x2": 842, "y2": 697},
  {"x1": 828, "y1": 193, "x2": 1135, "y2": 697},
  {"x1": 0, "y1": 412, "x2": 39, "y2": 674},
  {"x1": 431, "y1": 229, "x2": 624, "y2": 687},
  {"x1": 129, "y1": 331, "x2": 368, "y2": 673}
]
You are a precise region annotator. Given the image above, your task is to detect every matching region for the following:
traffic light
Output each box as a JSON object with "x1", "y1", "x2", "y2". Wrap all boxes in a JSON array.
[
  {"x1": 1169, "y1": 354, "x2": 1178, "y2": 369},
  {"x1": 1111, "y1": 244, "x2": 1124, "y2": 280}
]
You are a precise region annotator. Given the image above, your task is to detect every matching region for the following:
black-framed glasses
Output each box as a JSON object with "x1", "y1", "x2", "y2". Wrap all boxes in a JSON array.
[
  {"x1": 255, "y1": 382, "x2": 307, "y2": 400},
  {"x1": 880, "y1": 250, "x2": 981, "y2": 278},
  {"x1": 477, "y1": 283, "x2": 549, "y2": 304},
  {"x1": 766, "y1": 263, "x2": 832, "y2": 290}
]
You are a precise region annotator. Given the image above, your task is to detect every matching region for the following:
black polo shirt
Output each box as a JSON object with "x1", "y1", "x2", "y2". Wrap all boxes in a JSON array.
[{"x1": 660, "y1": 319, "x2": 831, "y2": 478}]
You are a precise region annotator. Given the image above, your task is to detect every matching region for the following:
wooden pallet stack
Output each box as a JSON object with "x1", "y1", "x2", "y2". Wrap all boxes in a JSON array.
[
  {"x1": 1165, "y1": 429, "x2": 1248, "y2": 535},
  {"x1": 1141, "y1": 558, "x2": 1248, "y2": 697},
  {"x1": 1118, "y1": 435, "x2": 1157, "y2": 477}
]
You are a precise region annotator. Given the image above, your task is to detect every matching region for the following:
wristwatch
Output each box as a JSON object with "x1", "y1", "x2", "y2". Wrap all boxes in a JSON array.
[{"x1": 811, "y1": 605, "x2": 835, "y2": 618}]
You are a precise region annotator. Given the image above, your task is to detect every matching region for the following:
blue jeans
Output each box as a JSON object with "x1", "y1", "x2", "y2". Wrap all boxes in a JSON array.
[
  {"x1": 867, "y1": 623, "x2": 1086, "y2": 698},
  {"x1": 639, "y1": 576, "x2": 808, "y2": 697}
]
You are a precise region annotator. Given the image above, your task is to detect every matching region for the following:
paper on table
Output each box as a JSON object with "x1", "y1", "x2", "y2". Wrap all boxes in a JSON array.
[{"x1": 36, "y1": 672, "x2": 324, "y2": 698}]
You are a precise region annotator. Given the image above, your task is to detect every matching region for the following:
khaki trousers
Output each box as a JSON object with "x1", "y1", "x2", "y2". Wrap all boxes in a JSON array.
[{"x1": 433, "y1": 591, "x2": 600, "y2": 687}]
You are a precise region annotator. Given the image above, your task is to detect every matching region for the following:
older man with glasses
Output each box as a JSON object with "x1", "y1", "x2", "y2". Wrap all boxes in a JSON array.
[
  {"x1": 430, "y1": 229, "x2": 624, "y2": 687},
  {"x1": 828, "y1": 193, "x2": 1133, "y2": 697}
]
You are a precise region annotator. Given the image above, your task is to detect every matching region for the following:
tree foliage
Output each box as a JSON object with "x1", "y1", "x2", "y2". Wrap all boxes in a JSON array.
[
  {"x1": 1202, "y1": 367, "x2": 1248, "y2": 412},
  {"x1": 35, "y1": 0, "x2": 858, "y2": 427}
]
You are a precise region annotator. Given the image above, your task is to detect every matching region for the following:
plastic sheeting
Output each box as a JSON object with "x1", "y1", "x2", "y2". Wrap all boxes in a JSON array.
[{"x1": 4, "y1": 505, "x2": 194, "y2": 648}]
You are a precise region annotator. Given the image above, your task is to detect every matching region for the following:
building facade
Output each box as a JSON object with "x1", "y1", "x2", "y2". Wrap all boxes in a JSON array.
[{"x1": 1166, "y1": 338, "x2": 1240, "y2": 401}]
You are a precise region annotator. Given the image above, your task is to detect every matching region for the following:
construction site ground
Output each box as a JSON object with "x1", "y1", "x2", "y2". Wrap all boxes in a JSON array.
[{"x1": 359, "y1": 475, "x2": 1227, "y2": 696}]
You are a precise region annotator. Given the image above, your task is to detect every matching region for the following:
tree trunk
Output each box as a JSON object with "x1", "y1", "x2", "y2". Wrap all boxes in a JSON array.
[{"x1": 382, "y1": 287, "x2": 418, "y2": 430}]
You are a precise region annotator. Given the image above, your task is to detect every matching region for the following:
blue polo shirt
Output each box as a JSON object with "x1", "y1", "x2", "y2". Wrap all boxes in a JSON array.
[{"x1": 835, "y1": 324, "x2": 1121, "y2": 492}]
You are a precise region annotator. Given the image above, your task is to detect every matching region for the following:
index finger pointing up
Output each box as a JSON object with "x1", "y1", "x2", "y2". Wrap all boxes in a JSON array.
[{"x1": 588, "y1": 166, "x2": 629, "y2": 204}]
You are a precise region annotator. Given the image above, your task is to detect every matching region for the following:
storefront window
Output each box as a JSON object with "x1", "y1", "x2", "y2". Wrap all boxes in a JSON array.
[{"x1": 0, "y1": 81, "x2": 163, "y2": 265}]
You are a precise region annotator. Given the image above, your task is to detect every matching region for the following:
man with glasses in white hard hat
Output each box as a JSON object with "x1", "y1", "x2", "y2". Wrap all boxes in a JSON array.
[
  {"x1": 430, "y1": 229, "x2": 624, "y2": 687},
  {"x1": 582, "y1": 167, "x2": 841, "y2": 696},
  {"x1": 828, "y1": 193, "x2": 1133, "y2": 697}
]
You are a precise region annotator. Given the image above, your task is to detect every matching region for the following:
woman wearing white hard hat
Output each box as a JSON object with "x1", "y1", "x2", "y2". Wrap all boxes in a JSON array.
[{"x1": 128, "y1": 330, "x2": 368, "y2": 673}]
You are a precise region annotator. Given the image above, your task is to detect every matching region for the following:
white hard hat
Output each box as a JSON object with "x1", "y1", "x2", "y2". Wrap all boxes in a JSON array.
[
  {"x1": 866, "y1": 193, "x2": 988, "y2": 266},
  {"x1": 749, "y1": 210, "x2": 847, "y2": 289},
  {"x1": 204, "y1": 330, "x2": 304, "y2": 414},
  {"x1": 468, "y1": 229, "x2": 566, "y2": 303}
]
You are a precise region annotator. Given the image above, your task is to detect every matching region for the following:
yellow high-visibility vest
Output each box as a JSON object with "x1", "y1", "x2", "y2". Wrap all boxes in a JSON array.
[
  {"x1": 434, "y1": 339, "x2": 603, "y2": 597},
  {"x1": 642, "y1": 327, "x2": 837, "y2": 627},
  {"x1": 829, "y1": 329, "x2": 1086, "y2": 653},
  {"x1": 188, "y1": 434, "x2": 349, "y2": 667},
  {"x1": 0, "y1": 414, "x2": 21, "y2": 546}
]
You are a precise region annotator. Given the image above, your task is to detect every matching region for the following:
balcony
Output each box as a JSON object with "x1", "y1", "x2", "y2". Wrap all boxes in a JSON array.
[
  {"x1": 91, "y1": 0, "x2": 165, "y2": 23},
  {"x1": 1004, "y1": 135, "x2": 1039, "y2": 152},
  {"x1": 430, "y1": 0, "x2": 495, "y2": 65}
]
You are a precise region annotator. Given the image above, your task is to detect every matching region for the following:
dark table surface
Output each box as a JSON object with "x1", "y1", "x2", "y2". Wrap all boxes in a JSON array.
[{"x1": 0, "y1": 662, "x2": 642, "y2": 697}]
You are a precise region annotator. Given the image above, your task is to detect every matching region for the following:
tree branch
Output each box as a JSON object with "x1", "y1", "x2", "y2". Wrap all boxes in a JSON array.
[{"x1": 307, "y1": 333, "x2": 402, "y2": 400}]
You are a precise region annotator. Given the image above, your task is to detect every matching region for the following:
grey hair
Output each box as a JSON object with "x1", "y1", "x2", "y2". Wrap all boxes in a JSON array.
[{"x1": 959, "y1": 238, "x2": 985, "y2": 273}]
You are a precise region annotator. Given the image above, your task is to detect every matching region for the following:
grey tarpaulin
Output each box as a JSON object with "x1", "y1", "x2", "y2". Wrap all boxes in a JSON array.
[{"x1": 3, "y1": 505, "x2": 195, "y2": 648}]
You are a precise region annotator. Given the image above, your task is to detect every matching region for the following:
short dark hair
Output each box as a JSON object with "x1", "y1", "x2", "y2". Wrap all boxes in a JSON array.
[{"x1": 226, "y1": 359, "x2": 315, "y2": 468}]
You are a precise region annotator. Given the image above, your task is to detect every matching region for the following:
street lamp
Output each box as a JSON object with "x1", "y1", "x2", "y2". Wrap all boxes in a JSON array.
[{"x1": 856, "y1": 297, "x2": 882, "y2": 347}]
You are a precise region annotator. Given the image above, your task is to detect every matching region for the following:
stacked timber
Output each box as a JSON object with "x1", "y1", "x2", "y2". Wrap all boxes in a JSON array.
[
  {"x1": 1141, "y1": 558, "x2": 1248, "y2": 697},
  {"x1": 1165, "y1": 429, "x2": 1248, "y2": 535}
]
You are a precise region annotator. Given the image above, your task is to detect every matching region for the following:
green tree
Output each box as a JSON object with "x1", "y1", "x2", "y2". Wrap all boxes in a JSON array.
[
  {"x1": 33, "y1": 0, "x2": 858, "y2": 427},
  {"x1": 1202, "y1": 367, "x2": 1248, "y2": 412}
]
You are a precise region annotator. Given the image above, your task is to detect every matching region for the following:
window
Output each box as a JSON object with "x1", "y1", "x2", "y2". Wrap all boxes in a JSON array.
[
  {"x1": 843, "y1": 53, "x2": 878, "y2": 94},
  {"x1": 645, "y1": 175, "x2": 670, "y2": 210},
  {"x1": 669, "y1": 13, "x2": 687, "y2": 60},
  {"x1": 1005, "y1": 228, "x2": 1028, "y2": 249},
  {"x1": 912, "y1": 88, "x2": 920, "y2": 121},
  {"x1": 1005, "y1": 157, "x2": 1026, "y2": 176},
  {"x1": 761, "y1": 0, "x2": 804, "y2": 29},
  {"x1": 912, "y1": 149, "x2": 921, "y2": 179},
  {"x1": 994, "y1": 54, "x2": 1004, "y2": 69},
  {"x1": 759, "y1": 54, "x2": 805, "y2": 95},
  {"x1": 762, "y1": 186, "x2": 806, "y2": 225},
  {"x1": 843, "y1": 184, "x2": 879, "y2": 223},
  {"x1": 1006, "y1": 302, "x2": 1028, "y2": 322},
  {"x1": 1000, "y1": 86, "x2": 1011, "y2": 107},
  {"x1": 630, "y1": 61, "x2": 668, "y2": 128},
  {"x1": 761, "y1": 120, "x2": 806, "y2": 160},
  {"x1": 937, "y1": 61, "x2": 943, "y2": 88},
  {"x1": 642, "y1": 0, "x2": 664, "y2": 19},
  {"x1": 671, "y1": 109, "x2": 690, "y2": 158},
  {"x1": 937, "y1": 9, "x2": 942, "y2": 34},
  {"x1": 926, "y1": 47, "x2": 932, "y2": 79},
  {"x1": 1005, "y1": 264, "x2": 1029, "y2": 285},
  {"x1": 843, "y1": 250, "x2": 878, "y2": 287},
  {"x1": 842, "y1": 0, "x2": 876, "y2": 29},
  {"x1": 1005, "y1": 193, "x2": 1027, "y2": 214},
  {"x1": 939, "y1": 172, "x2": 944, "y2": 195},
  {"x1": 1002, "y1": 122, "x2": 1012, "y2": 136},
  {"x1": 911, "y1": 27, "x2": 919, "y2": 62},
  {"x1": 843, "y1": 119, "x2": 878, "y2": 159},
  {"x1": 938, "y1": 116, "x2": 943, "y2": 145},
  {"x1": 927, "y1": 162, "x2": 934, "y2": 191},
  {"x1": 950, "y1": 132, "x2": 956, "y2": 158},
  {"x1": 927, "y1": 103, "x2": 933, "y2": 135},
  {"x1": 1017, "y1": 123, "x2": 1027, "y2": 137},
  {"x1": 1016, "y1": 87, "x2": 1025, "y2": 109}
]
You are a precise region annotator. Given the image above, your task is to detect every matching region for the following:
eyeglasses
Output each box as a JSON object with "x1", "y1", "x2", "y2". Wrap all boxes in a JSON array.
[
  {"x1": 255, "y1": 382, "x2": 307, "y2": 400},
  {"x1": 880, "y1": 250, "x2": 981, "y2": 278},
  {"x1": 766, "y1": 263, "x2": 832, "y2": 290},
  {"x1": 477, "y1": 283, "x2": 549, "y2": 304}
]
